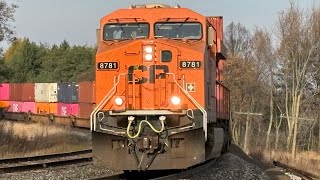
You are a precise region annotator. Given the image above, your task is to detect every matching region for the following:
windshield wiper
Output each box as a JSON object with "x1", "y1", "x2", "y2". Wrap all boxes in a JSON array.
[
  {"x1": 157, "y1": 18, "x2": 171, "y2": 30},
  {"x1": 177, "y1": 17, "x2": 190, "y2": 30}
]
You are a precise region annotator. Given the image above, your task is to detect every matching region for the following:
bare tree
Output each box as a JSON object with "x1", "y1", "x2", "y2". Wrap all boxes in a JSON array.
[
  {"x1": 251, "y1": 28, "x2": 276, "y2": 149},
  {"x1": 276, "y1": 4, "x2": 320, "y2": 156},
  {"x1": 0, "y1": 1, "x2": 17, "y2": 49}
]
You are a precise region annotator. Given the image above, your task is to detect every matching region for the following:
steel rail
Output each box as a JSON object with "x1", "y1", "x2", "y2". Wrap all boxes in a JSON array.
[
  {"x1": 273, "y1": 161, "x2": 319, "y2": 180},
  {"x1": 0, "y1": 149, "x2": 92, "y2": 164},
  {"x1": 0, "y1": 149, "x2": 92, "y2": 174}
]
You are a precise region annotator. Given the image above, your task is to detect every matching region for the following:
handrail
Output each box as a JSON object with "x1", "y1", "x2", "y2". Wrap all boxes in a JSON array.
[
  {"x1": 91, "y1": 73, "x2": 208, "y2": 141},
  {"x1": 166, "y1": 73, "x2": 208, "y2": 141},
  {"x1": 90, "y1": 73, "x2": 127, "y2": 131}
]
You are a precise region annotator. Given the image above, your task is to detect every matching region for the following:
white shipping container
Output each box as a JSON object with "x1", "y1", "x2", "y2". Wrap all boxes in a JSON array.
[
  {"x1": 35, "y1": 83, "x2": 58, "y2": 103},
  {"x1": 35, "y1": 83, "x2": 49, "y2": 102},
  {"x1": 48, "y1": 83, "x2": 58, "y2": 102}
]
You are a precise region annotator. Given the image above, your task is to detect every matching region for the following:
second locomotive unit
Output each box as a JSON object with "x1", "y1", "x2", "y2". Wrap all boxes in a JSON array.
[{"x1": 91, "y1": 4, "x2": 230, "y2": 171}]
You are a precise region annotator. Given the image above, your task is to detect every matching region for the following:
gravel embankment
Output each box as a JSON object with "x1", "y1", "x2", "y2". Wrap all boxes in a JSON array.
[
  {"x1": 0, "y1": 144, "x2": 288, "y2": 180},
  {"x1": 0, "y1": 163, "x2": 122, "y2": 180},
  {"x1": 187, "y1": 153, "x2": 270, "y2": 180}
]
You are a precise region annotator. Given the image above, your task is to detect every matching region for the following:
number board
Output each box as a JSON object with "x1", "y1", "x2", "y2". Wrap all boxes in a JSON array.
[
  {"x1": 179, "y1": 61, "x2": 202, "y2": 69},
  {"x1": 97, "y1": 62, "x2": 119, "y2": 70}
]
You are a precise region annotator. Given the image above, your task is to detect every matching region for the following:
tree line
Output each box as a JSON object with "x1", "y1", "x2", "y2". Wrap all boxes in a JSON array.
[
  {"x1": 224, "y1": 4, "x2": 320, "y2": 157},
  {"x1": 0, "y1": 1, "x2": 95, "y2": 83},
  {"x1": 1, "y1": 39, "x2": 95, "y2": 83}
]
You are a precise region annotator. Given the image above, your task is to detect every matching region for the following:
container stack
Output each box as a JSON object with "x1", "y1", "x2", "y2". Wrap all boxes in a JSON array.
[
  {"x1": 22, "y1": 83, "x2": 36, "y2": 113},
  {"x1": 0, "y1": 83, "x2": 10, "y2": 109},
  {"x1": 8, "y1": 83, "x2": 23, "y2": 112},
  {"x1": 57, "y1": 83, "x2": 79, "y2": 117},
  {"x1": 78, "y1": 81, "x2": 95, "y2": 118},
  {"x1": 1, "y1": 81, "x2": 95, "y2": 118},
  {"x1": 35, "y1": 83, "x2": 58, "y2": 115}
]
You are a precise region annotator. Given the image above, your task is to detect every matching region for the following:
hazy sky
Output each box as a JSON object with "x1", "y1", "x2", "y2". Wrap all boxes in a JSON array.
[{"x1": 11, "y1": 0, "x2": 319, "y2": 46}]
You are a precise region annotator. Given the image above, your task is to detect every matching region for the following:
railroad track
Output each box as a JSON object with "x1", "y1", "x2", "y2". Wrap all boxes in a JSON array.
[
  {"x1": 273, "y1": 161, "x2": 319, "y2": 180},
  {"x1": 0, "y1": 149, "x2": 92, "y2": 174},
  {"x1": 89, "y1": 158, "x2": 217, "y2": 180}
]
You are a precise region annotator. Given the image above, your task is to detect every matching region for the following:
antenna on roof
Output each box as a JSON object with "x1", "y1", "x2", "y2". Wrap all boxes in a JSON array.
[{"x1": 174, "y1": 4, "x2": 181, "y2": 8}]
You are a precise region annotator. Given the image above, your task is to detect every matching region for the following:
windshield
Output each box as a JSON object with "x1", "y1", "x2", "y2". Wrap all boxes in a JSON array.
[
  {"x1": 154, "y1": 22, "x2": 202, "y2": 39},
  {"x1": 103, "y1": 23, "x2": 149, "y2": 40}
]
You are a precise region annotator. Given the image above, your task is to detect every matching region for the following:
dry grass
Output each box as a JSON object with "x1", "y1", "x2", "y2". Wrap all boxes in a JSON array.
[
  {"x1": 0, "y1": 121, "x2": 91, "y2": 158},
  {"x1": 248, "y1": 147, "x2": 320, "y2": 176}
]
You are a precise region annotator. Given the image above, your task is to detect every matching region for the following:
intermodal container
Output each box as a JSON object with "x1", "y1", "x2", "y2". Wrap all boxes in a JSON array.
[
  {"x1": 35, "y1": 83, "x2": 57, "y2": 103},
  {"x1": 9, "y1": 84, "x2": 23, "y2": 101},
  {"x1": 78, "y1": 103, "x2": 94, "y2": 118},
  {"x1": 35, "y1": 102, "x2": 58, "y2": 115},
  {"x1": 57, "y1": 83, "x2": 79, "y2": 103},
  {"x1": 8, "y1": 101, "x2": 23, "y2": 112},
  {"x1": 0, "y1": 83, "x2": 10, "y2": 101},
  {"x1": 22, "y1": 102, "x2": 36, "y2": 113},
  {"x1": 0, "y1": 101, "x2": 9, "y2": 108},
  {"x1": 48, "y1": 83, "x2": 58, "y2": 102},
  {"x1": 35, "y1": 83, "x2": 49, "y2": 102},
  {"x1": 57, "y1": 103, "x2": 79, "y2": 116},
  {"x1": 78, "y1": 81, "x2": 95, "y2": 103},
  {"x1": 71, "y1": 104, "x2": 79, "y2": 116},
  {"x1": 22, "y1": 83, "x2": 35, "y2": 102}
]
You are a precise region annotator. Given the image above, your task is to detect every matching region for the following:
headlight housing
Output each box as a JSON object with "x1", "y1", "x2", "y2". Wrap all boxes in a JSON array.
[
  {"x1": 171, "y1": 96, "x2": 181, "y2": 105},
  {"x1": 115, "y1": 97, "x2": 124, "y2": 106}
]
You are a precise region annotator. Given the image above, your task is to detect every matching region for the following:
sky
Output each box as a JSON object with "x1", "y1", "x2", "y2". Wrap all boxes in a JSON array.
[{"x1": 7, "y1": 0, "x2": 320, "y2": 47}]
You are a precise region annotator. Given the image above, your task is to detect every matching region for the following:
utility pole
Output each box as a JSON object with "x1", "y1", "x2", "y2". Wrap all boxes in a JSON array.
[{"x1": 233, "y1": 112, "x2": 263, "y2": 152}]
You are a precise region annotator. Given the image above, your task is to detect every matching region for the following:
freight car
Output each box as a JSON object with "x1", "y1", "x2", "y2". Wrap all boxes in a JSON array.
[
  {"x1": 91, "y1": 4, "x2": 230, "y2": 171},
  {"x1": 0, "y1": 82, "x2": 96, "y2": 123}
]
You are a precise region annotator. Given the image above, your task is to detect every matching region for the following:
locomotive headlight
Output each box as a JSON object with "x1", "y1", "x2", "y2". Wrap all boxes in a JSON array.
[
  {"x1": 144, "y1": 46, "x2": 153, "y2": 53},
  {"x1": 171, "y1": 96, "x2": 181, "y2": 105},
  {"x1": 145, "y1": 54, "x2": 153, "y2": 61},
  {"x1": 143, "y1": 45, "x2": 154, "y2": 62},
  {"x1": 115, "y1": 97, "x2": 124, "y2": 106}
]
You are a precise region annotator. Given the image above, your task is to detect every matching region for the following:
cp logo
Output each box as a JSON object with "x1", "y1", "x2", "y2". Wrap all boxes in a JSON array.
[{"x1": 128, "y1": 65, "x2": 169, "y2": 84}]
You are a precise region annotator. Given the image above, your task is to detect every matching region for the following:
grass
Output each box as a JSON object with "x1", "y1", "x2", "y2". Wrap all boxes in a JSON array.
[
  {"x1": 0, "y1": 121, "x2": 91, "y2": 158},
  {"x1": 248, "y1": 147, "x2": 320, "y2": 176}
]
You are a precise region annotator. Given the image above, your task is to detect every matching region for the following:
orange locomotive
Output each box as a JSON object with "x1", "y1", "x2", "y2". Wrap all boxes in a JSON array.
[{"x1": 91, "y1": 4, "x2": 230, "y2": 171}]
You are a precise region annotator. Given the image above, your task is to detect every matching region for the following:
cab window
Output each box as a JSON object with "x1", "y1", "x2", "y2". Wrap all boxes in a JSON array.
[
  {"x1": 103, "y1": 23, "x2": 149, "y2": 40},
  {"x1": 154, "y1": 22, "x2": 202, "y2": 39}
]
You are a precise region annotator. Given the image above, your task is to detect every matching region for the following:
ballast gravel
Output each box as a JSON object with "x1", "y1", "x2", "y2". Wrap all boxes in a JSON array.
[
  {"x1": 0, "y1": 163, "x2": 122, "y2": 180},
  {"x1": 187, "y1": 153, "x2": 270, "y2": 180},
  {"x1": 0, "y1": 153, "x2": 269, "y2": 180}
]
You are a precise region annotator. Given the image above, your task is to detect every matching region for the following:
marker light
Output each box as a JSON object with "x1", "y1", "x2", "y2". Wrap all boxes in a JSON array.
[
  {"x1": 115, "y1": 97, "x2": 123, "y2": 106},
  {"x1": 145, "y1": 54, "x2": 153, "y2": 61},
  {"x1": 171, "y1": 96, "x2": 181, "y2": 105},
  {"x1": 144, "y1": 46, "x2": 153, "y2": 53}
]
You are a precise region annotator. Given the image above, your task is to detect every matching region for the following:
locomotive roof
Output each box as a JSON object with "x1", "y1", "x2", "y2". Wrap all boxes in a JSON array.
[{"x1": 100, "y1": 6, "x2": 206, "y2": 25}]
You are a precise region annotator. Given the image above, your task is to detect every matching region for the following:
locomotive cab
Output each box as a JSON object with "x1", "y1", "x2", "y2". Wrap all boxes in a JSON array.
[{"x1": 91, "y1": 4, "x2": 230, "y2": 171}]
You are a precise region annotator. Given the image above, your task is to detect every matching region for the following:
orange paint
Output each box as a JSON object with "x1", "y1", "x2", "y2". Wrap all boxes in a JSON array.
[
  {"x1": 0, "y1": 101, "x2": 9, "y2": 108},
  {"x1": 95, "y1": 6, "x2": 226, "y2": 113},
  {"x1": 35, "y1": 103, "x2": 58, "y2": 115}
]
